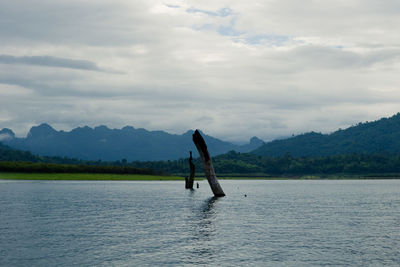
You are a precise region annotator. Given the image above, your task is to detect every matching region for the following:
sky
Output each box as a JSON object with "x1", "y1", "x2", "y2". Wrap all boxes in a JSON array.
[{"x1": 1, "y1": 0, "x2": 400, "y2": 143}]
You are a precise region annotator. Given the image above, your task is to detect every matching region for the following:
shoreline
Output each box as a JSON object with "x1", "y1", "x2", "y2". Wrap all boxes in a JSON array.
[
  {"x1": 0, "y1": 172, "x2": 183, "y2": 181},
  {"x1": 1, "y1": 172, "x2": 400, "y2": 181}
]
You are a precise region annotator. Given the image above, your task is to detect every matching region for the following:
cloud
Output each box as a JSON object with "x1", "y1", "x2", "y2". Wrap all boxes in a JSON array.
[
  {"x1": 0, "y1": 133, "x2": 12, "y2": 141},
  {"x1": 0, "y1": 55, "x2": 103, "y2": 71},
  {"x1": 186, "y1": 7, "x2": 233, "y2": 17},
  {"x1": 1, "y1": 0, "x2": 400, "y2": 142}
]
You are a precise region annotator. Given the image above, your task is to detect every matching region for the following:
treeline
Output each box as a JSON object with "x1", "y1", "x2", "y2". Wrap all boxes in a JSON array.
[
  {"x1": 0, "y1": 161, "x2": 155, "y2": 174},
  {"x1": 130, "y1": 151, "x2": 400, "y2": 176},
  {"x1": 214, "y1": 151, "x2": 400, "y2": 175},
  {"x1": 4, "y1": 141, "x2": 400, "y2": 176},
  {"x1": 0, "y1": 142, "x2": 155, "y2": 174},
  {"x1": 1, "y1": 142, "x2": 125, "y2": 165}
]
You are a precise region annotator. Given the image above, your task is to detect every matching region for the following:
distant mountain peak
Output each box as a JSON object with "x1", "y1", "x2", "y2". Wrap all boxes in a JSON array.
[
  {"x1": 94, "y1": 125, "x2": 111, "y2": 133},
  {"x1": 71, "y1": 126, "x2": 92, "y2": 134},
  {"x1": 183, "y1": 130, "x2": 195, "y2": 136},
  {"x1": 0, "y1": 128, "x2": 15, "y2": 141},
  {"x1": 122, "y1": 126, "x2": 135, "y2": 131},
  {"x1": 28, "y1": 123, "x2": 56, "y2": 138},
  {"x1": 250, "y1": 136, "x2": 263, "y2": 145},
  {"x1": 94, "y1": 125, "x2": 109, "y2": 130},
  {"x1": 39, "y1": 123, "x2": 52, "y2": 128},
  {"x1": 0, "y1": 128, "x2": 15, "y2": 136},
  {"x1": 2, "y1": 123, "x2": 264, "y2": 161}
]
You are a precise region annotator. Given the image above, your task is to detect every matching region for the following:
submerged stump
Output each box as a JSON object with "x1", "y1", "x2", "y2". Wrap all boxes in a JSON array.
[
  {"x1": 186, "y1": 151, "x2": 195, "y2": 189},
  {"x1": 184, "y1": 176, "x2": 189, "y2": 189},
  {"x1": 192, "y1": 130, "x2": 225, "y2": 197}
]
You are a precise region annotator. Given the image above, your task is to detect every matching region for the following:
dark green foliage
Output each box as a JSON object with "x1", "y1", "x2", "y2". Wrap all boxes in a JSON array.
[
  {"x1": 0, "y1": 161, "x2": 154, "y2": 174},
  {"x1": 3, "y1": 140, "x2": 400, "y2": 176},
  {"x1": 129, "y1": 150, "x2": 400, "y2": 176},
  {"x1": 0, "y1": 142, "x2": 39, "y2": 162},
  {"x1": 0, "y1": 142, "x2": 155, "y2": 174},
  {"x1": 5, "y1": 111, "x2": 400, "y2": 177},
  {"x1": 253, "y1": 113, "x2": 400, "y2": 157}
]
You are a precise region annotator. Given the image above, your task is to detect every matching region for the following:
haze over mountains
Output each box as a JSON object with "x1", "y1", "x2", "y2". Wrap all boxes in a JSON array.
[
  {"x1": 2, "y1": 113, "x2": 400, "y2": 162},
  {"x1": 0, "y1": 124, "x2": 264, "y2": 161}
]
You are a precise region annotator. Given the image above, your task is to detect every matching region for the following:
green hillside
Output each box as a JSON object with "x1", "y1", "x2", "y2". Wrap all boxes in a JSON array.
[
  {"x1": 0, "y1": 142, "x2": 42, "y2": 162},
  {"x1": 129, "y1": 150, "x2": 400, "y2": 176},
  {"x1": 252, "y1": 113, "x2": 400, "y2": 157},
  {"x1": 0, "y1": 142, "x2": 154, "y2": 175}
]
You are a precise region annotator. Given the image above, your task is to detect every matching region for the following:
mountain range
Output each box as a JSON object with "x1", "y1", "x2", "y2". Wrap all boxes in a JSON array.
[
  {"x1": 253, "y1": 113, "x2": 400, "y2": 157},
  {"x1": 0, "y1": 124, "x2": 264, "y2": 161},
  {"x1": 2, "y1": 113, "x2": 400, "y2": 162}
]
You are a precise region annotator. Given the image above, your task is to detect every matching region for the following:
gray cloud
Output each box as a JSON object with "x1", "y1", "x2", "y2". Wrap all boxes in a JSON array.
[
  {"x1": 0, "y1": 55, "x2": 102, "y2": 71},
  {"x1": 186, "y1": 7, "x2": 233, "y2": 17},
  {"x1": 0, "y1": 0, "x2": 157, "y2": 46},
  {"x1": 1, "y1": 0, "x2": 400, "y2": 142},
  {"x1": 0, "y1": 133, "x2": 12, "y2": 141},
  {"x1": 284, "y1": 46, "x2": 400, "y2": 70}
]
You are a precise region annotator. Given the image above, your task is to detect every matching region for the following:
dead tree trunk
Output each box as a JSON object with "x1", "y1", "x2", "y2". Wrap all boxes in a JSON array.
[
  {"x1": 184, "y1": 176, "x2": 189, "y2": 189},
  {"x1": 192, "y1": 130, "x2": 225, "y2": 197},
  {"x1": 186, "y1": 151, "x2": 195, "y2": 189}
]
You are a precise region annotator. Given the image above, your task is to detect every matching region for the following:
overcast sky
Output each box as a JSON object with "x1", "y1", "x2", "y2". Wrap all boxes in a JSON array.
[{"x1": 1, "y1": 0, "x2": 400, "y2": 142}]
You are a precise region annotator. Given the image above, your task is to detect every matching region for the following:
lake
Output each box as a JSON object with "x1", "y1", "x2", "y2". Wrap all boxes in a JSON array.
[{"x1": 1, "y1": 179, "x2": 399, "y2": 266}]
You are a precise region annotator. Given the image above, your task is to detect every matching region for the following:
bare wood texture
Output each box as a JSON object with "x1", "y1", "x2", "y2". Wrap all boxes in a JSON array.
[
  {"x1": 187, "y1": 151, "x2": 195, "y2": 189},
  {"x1": 192, "y1": 130, "x2": 225, "y2": 197},
  {"x1": 184, "y1": 176, "x2": 189, "y2": 189}
]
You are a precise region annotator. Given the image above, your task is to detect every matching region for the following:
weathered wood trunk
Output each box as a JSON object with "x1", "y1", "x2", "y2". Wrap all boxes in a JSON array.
[
  {"x1": 184, "y1": 176, "x2": 189, "y2": 189},
  {"x1": 192, "y1": 130, "x2": 225, "y2": 197},
  {"x1": 187, "y1": 151, "x2": 195, "y2": 189}
]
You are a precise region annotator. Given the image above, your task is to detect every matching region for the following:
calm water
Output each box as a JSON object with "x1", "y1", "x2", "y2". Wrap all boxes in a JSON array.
[{"x1": 1, "y1": 180, "x2": 399, "y2": 266}]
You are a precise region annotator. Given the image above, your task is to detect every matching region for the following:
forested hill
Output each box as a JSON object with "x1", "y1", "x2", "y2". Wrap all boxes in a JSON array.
[
  {"x1": 4, "y1": 141, "x2": 400, "y2": 176},
  {"x1": 252, "y1": 113, "x2": 400, "y2": 157},
  {"x1": 0, "y1": 125, "x2": 263, "y2": 161},
  {"x1": 0, "y1": 142, "x2": 115, "y2": 165},
  {"x1": 0, "y1": 142, "x2": 41, "y2": 162},
  {"x1": 0, "y1": 142, "x2": 155, "y2": 174}
]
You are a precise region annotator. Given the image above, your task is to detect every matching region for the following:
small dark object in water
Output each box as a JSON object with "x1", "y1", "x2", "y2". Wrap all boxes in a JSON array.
[
  {"x1": 196, "y1": 182, "x2": 199, "y2": 188},
  {"x1": 244, "y1": 194, "x2": 247, "y2": 197}
]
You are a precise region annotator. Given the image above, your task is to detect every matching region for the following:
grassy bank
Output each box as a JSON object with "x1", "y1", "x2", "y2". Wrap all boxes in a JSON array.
[
  {"x1": 0, "y1": 172, "x2": 183, "y2": 181},
  {"x1": 217, "y1": 175, "x2": 400, "y2": 180}
]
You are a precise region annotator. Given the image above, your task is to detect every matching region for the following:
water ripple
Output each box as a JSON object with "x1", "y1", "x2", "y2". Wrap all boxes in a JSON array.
[{"x1": 1, "y1": 180, "x2": 399, "y2": 266}]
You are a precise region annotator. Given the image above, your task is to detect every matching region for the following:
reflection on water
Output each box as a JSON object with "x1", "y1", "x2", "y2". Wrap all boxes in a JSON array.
[
  {"x1": 195, "y1": 196, "x2": 219, "y2": 238},
  {"x1": 200, "y1": 196, "x2": 218, "y2": 214},
  {"x1": 1, "y1": 180, "x2": 400, "y2": 266},
  {"x1": 182, "y1": 196, "x2": 221, "y2": 265}
]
